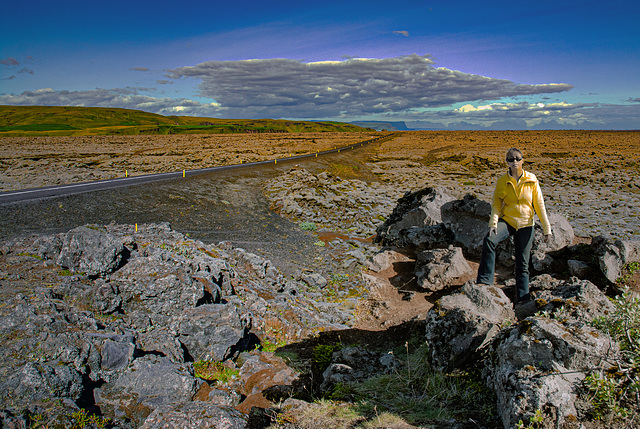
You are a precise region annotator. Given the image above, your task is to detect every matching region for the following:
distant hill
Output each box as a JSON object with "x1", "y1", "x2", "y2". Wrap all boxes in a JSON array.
[
  {"x1": 350, "y1": 121, "x2": 410, "y2": 131},
  {"x1": 0, "y1": 106, "x2": 374, "y2": 136}
]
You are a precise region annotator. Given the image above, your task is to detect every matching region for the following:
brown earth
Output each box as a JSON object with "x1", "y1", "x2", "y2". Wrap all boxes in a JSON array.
[{"x1": 0, "y1": 132, "x2": 378, "y2": 191}]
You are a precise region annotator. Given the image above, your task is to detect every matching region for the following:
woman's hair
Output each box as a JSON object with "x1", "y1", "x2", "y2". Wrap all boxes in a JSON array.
[{"x1": 506, "y1": 147, "x2": 523, "y2": 160}]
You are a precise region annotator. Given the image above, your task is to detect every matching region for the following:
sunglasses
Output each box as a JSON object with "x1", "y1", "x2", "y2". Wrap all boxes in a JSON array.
[{"x1": 506, "y1": 157, "x2": 523, "y2": 162}]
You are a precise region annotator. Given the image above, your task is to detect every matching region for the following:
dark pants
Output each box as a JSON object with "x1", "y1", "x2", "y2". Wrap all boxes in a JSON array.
[{"x1": 477, "y1": 219, "x2": 534, "y2": 303}]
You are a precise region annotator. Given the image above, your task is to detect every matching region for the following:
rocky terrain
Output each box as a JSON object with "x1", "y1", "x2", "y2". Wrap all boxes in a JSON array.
[{"x1": 1, "y1": 130, "x2": 639, "y2": 428}]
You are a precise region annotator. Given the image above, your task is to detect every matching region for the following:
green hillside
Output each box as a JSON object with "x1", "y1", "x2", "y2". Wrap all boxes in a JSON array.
[{"x1": 0, "y1": 106, "x2": 372, "y2": 136}]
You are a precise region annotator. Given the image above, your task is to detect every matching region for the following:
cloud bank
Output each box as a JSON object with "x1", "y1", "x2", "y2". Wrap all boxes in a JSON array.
[
  {"x1": 0, "y1": 88, "x2": 220, "y2": 116},
  {"x1": 167, "y1": 54, "x2": 573, "y2": 118},
  {"x1": 1, "y1": 54, "x2": 636, "y2": 129}
]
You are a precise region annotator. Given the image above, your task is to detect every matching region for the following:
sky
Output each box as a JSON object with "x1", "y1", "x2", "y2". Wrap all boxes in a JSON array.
[{"x1": 1, "y1": 0, "x2": 639, "y2": 130}]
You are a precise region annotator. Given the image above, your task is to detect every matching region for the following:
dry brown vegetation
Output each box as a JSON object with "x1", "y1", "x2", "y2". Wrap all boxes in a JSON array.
[
  {"x1": 365, "y1": 131, "x2": 640, "y2": 239},
  {"x1": 0, "y1": 132, "x2": 377, "y2": 191}
]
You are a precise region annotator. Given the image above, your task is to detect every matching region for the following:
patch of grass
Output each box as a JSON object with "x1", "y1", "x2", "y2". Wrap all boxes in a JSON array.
[
  {"x1": 69, "y1": 409, "x2": 111, "y2": 429},
  {"x1": 193, "y1": 360, "x2": 239, "y2": 384},
  {"x1": 516, "y1": 409, "x2": 545, "y2": 429},
  {"x1": 261, "y1": 338, "x2": 288, "y2": 353},
  {"x1": 0, "y1": 106, "x2": 373, "y2": 136},
  {"x1": 272, "y1": 343, "x2": 498, "y2": 428},
  {"x1": 0, "y1": 123, "x2": 80, "y2": 132},
  {"x1": 17, "y1": 252, "x2": 43, "y2": 260},
  {"x1": 329, "y1": 273, "x2": 349, "y2": 287},
  {"x1": 329, "y1": 163, "x2": 361, "y2": 179},
  {"x1": 58, "y1": 269, "x2": 83, "y2": 276},
  {"x1": 343, "y1": 344, "x2": 497, "y2": 424},
  {"x1": 616, "y1": 262, "x2": 640, "y2": 287}
]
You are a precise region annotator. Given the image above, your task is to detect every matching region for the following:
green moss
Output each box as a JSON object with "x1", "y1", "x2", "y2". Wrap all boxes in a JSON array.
[{"x1": 312, "y1": 343, "x2": 343, "y2": 375}]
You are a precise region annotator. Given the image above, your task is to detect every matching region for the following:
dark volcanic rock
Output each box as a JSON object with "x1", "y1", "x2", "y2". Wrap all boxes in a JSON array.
[
  {"x1": 173, "y1": 304, "x2": 247, "y2": 362},
  {"x1": 425, "y1": 282, "x2": 515, "y2": 371},
  {"x1": 375, "y1": 186, "x2": 454, "y2": 247},
  {"x1": 95, "y1": 355, "x2": 203, "y2": 425},
  {"x1": 57, "y1": 225, "x2": 125, "y2": 277},
  {"x1": 414, "y1": 246, "x2": 473, "y2": 291}
]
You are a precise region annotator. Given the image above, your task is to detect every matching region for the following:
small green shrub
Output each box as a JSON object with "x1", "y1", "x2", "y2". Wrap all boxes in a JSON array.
[
  {"x1": 587, "y1": 289, "x2": 640, "y2": 423},
  {"x1": 69, "y1": 409, "x2": 111, "y2": 429},
  {"x1": 329, "y1": 273, "x2": 349, "y2": 286},
  {"x1": 300, "y1": 221, "x2": 317, "y2": 231},
  {"x1": 312, "y1": 343, "x2": 342, "y2": 375},
  {"x1": 516, "y1": 409, "x2": 545, "y2": 429}
]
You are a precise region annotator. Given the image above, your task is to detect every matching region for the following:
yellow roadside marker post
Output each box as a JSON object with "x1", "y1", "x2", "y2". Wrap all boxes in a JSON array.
[{"x1": 183, "y1": 170, "x2": 186, "y2": 177}]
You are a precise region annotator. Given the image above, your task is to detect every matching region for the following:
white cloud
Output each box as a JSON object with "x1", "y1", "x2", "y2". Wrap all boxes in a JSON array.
[{"x1": 404, "y1": 101, "x2": 640, "y2": 129}]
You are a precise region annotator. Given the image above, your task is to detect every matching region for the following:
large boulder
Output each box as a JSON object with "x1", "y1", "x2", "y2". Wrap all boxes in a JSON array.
[
  {"x1": 592, "y1": 236, "x2": 640, "y2": 283},
  {"x1": 441, "y1": 194, "x2": 492, "y2": 258},
  {"x1": 485, "y1": 317, "x2": 618, "y2": 428},
  {"x1": 375, "y1": 187, "x2": 455, "y2": 247},
  {"x1": 83, "y1": 332, "x2": 137, "y2": 382},
  {"x1": 235, "y1": 351, "x2": 302, "y2": 413},
  {"x1": 109, "y1": 257, "x2": 205, "y2": 316},
  {"x1": 531, "y1": 212, "x2": 576, "y2": 272},
  {"x1": 4, "y1": 361, "x2": 84, "y2": 403},
  {"x1": 140, "y1": 401, "x2": 247, "y2": 429},
  {"x1": 425, "y1": 282, "x2": 515, "y2": 371},
  {"x1": 414, "y1": 246, "x2": 473, "y2": 292},
  {"x1": 95, "y1": 355, "x2": 203, "y2": 425},
  {"x1": 395, "y1": 224, "x2": 455, "y2": 252},
  {"x1": 173, "y1": 304, "x2": 249, "y2": 362},
  {"x1": 484, "y1": 277, "x2": 619, "y2": 428},
  {"x1": 535, "y1": 277, "x2": 616, "y2": 321},
  {"x1": 57, "y1": 225, "x2": 125, "y2": 277}
]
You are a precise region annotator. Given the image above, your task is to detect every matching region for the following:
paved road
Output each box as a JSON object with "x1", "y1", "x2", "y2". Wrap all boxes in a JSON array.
[
  {"x1": 0, "y1": 133, "x2": 396, "y2": 274},
  {"x1": 0, "y1": 134, "x2": 393, "y2": 205}
]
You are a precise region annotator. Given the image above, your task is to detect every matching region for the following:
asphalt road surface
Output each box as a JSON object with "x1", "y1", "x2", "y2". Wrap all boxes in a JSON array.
[{"x1": 0, "y1": 135, "x2": 389, "y2": 274}]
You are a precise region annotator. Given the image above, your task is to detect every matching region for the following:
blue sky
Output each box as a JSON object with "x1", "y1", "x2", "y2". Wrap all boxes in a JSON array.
[{"x1": 1, "y1": 0, "x2": 639, "y2": 129}]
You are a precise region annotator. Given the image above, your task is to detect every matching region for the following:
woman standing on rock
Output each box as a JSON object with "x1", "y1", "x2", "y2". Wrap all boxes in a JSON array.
[{"x1": 477, "y1": 147, "x2": 552, "y2": 319}]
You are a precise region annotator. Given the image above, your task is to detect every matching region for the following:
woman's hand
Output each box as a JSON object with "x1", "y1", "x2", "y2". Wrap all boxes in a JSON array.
[
  {"x1": 489, "y1": 227, "x2": 497, "y2": 236},
  {"x1": 544, "y1": 233, "x2": 553, "y2": 246}
]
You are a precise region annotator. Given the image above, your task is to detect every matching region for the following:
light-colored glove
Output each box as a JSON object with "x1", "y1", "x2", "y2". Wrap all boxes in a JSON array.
[{"x1": 489, "y1": 226, "x2": 497, "y2": 236}]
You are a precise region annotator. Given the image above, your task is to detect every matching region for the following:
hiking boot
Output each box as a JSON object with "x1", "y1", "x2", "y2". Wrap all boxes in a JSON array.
[{"x1": 514, "y1": 299, "x2": 537, "y2": 320}]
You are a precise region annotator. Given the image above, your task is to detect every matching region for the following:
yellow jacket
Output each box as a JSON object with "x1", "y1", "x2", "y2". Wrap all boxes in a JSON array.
[{"x1": 489, "y1": 170, "x2": 552, "y2": 235}]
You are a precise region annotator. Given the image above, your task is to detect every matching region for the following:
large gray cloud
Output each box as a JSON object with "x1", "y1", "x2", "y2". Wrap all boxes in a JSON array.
[
  {"x1": 0, "y1": 88, "x2": 221, "y2": 117},
  {"x1": 167, "y1": 54, "x2": 573, "y2": 118}
]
